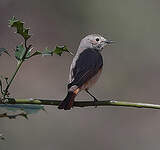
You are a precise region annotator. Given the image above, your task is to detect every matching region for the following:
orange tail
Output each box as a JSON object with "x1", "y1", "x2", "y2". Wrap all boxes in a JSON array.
[{"x1": 58, "y1": 91, "x2": 77, "y2": 110}]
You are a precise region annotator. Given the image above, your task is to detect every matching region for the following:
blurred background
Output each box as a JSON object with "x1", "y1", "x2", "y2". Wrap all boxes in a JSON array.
[{"x1": 1, "y1": 0, "x2": 160, "y2": 149}]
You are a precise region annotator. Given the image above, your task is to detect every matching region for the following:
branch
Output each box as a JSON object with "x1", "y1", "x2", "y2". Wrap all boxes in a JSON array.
[{"x1": 1, "y1": 98, "x2": 160, "y2": 109}]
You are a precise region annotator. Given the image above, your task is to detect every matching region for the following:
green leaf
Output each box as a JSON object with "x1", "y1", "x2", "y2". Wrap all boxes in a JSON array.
[
  {"x1": 25, "y1": 48, "x2": 32, "y2": 58},
  {"x1": 42, "y1": 47, "x2": 54, "y2": 56},
  {"x1": 15, "y1": 44, "x2": 26, "y2": 60},
  {"x1": 9, "y1": 16, "x2": 31, "y2": 40},
  {"x1": 0, "y1": 48, "x2": 10, "y2": 56},
  {"x1": 53, "y1": 45, "x2": 73, "y2": 56},
  {"x1": 25, "y1": 50, "x2": 42, "y2": 59},
  {"x1": 41, "y1": 46, "x2": 73, "y2": 56},
  {"x1": 24, "y1": 46, "x2": 73, "y2": 59}
]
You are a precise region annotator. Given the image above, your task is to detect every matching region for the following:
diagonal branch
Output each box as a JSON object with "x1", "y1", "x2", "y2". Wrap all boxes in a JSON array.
[{"x1": 1, "y1": 98, "x2": 160, "y2": 109}]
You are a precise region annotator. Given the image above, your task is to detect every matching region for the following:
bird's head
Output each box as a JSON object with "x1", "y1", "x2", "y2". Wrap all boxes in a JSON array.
[{"x1": 79, "y1": 34, "x2": 114, "y2": 51}]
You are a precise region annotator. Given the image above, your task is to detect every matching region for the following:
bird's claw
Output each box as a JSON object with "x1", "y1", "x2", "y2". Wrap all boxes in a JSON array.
[{"x1": 93, "y1": 98, "x2": 98, "y2": 108}]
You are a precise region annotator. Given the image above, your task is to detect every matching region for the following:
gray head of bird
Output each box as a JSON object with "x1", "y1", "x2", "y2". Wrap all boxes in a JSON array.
[{"x1": 78, "y1": 34, "x2": 115, "y2": 52}]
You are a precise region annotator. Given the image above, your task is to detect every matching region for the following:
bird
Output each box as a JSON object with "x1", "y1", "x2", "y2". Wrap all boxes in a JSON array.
[{"x1": 58, "y1": 34, "x2": 114, "y2": 110}]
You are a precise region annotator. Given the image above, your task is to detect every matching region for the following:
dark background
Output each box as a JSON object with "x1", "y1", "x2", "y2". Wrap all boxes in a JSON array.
[{"x1": 1, "y1": 0, "x2": 160, "y2": 149}]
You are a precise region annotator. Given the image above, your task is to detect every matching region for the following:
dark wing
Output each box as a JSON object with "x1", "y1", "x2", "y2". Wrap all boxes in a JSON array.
[{"x1": 68, "y1": 48, "x2": 103, "y2": 89}]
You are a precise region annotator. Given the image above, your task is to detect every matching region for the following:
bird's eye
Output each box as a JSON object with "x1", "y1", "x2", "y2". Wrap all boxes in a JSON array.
[{"x1": 96, "y1": 38, "x2": 99, "y2": 42}]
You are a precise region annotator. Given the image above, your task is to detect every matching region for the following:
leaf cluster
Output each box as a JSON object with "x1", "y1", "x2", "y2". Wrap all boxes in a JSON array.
[
  {"x1": 7, "y1": 16, "x2": 73, "y2": 61},
  {"x1": 0, "y1": 16, "x2": 73, "y2": 101},
  {"x1": 9, "y1": 16, "x2": 31, "y2": 40}
]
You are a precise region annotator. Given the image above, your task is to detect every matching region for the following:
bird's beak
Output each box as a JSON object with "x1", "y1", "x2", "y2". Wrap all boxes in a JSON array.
[{"x1": 105, "y1": 40, "x2": 115, "y2": 45}]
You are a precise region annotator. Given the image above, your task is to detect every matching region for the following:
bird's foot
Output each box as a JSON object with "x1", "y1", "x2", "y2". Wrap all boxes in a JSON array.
[
  {"x1": 85, "y1": 89, "x2": 99, "y2": 108},
  {"x1": 93, "y1": 97, "x2": 98, "y2": 108}
]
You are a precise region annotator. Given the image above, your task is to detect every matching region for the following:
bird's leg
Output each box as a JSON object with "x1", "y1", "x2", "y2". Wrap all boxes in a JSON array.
[{"x1": 85, "y1": 89, "x2": 98, "y2": 107}]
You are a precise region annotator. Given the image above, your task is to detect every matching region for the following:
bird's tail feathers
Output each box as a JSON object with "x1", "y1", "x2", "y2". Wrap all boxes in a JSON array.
[{"x1": 58, "y1": 89, "x2": 79, "y2": 110}]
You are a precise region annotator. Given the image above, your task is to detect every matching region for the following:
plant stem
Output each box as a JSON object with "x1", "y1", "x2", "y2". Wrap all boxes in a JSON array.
[
  {"x1": 2, "y1": 39, "x2": 29, "y2": 99},
  {"x1": 3, "y1": 60, "x2": 23, "y2": 98}
]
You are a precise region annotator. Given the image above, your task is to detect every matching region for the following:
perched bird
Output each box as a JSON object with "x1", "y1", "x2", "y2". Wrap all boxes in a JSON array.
[{"x1": 58, "y1": 34, "x2": 114, "y2": 110}]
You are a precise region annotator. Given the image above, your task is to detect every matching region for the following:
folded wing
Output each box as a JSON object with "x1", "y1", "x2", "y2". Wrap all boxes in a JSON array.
[{"x1": 68, "y1": 48, "x2": 103, "y2": 89}]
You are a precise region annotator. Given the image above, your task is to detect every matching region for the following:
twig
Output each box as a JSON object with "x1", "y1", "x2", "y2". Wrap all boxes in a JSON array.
[
  {"x1": 2, "y1": 39, "x2": 29, "y2": 99},
  {"x1": 1, "y1": 98, "x2": 160, "y2": 110},
  {"x1": 3, "y1": 60, "x2": 23, "y2": 99}
]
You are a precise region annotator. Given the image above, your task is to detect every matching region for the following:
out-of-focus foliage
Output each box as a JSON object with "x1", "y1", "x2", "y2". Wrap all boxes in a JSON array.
[
  {"x1": 0, "y1": 112, "x2": 28, "y2": 119},
  {"x1": 0, "y1": 104, "x2": 44, "y2": 115},
  {"x1": 0, "y1": 133, "x2": 5, "y2": 140}
]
